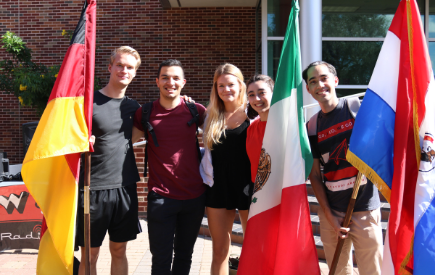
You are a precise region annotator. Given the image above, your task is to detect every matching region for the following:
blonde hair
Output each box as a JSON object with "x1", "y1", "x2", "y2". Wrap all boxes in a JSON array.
[
  {"x1": 204, "y1": 63, "x2": 247, "y2": 149},
  {"x1": 110, "y1": 46, "x2": 141, "y2": 69}
]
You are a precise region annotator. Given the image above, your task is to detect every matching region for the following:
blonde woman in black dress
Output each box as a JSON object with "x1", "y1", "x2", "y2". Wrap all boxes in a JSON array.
[{"x1": 203, "y1": 64, "x2": 253, "y2": 275}]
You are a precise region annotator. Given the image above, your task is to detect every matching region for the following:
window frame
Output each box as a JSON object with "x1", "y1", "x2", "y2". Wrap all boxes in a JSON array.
[{"x1": 262, "y1": 0, "x2": 432, "y2": 93}]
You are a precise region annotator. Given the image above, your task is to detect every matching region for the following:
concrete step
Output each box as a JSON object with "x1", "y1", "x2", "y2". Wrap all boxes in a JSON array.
[
  {"x1": 200, "y1": 209, "x2": 243, "y2": 244},
  {"x1": 199, "y1": 210, "x2": 387, "y2": 252},
  {"x1": 199, "y1": 217, "x2": 244, "y2": 245}
]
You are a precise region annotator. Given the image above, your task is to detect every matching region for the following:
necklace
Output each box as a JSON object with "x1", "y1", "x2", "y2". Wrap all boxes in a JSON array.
[
  {"x1": 224, "y1": 105, "x2": 246, "y2": 129},
  {"x1": 224, "y1": 105, "x2": 242, "y2": 118}
]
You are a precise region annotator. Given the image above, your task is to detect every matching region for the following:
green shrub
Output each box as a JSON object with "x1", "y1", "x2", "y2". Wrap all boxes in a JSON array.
[{"x1": 0, "y1": 31, "x2": 100, "y2": 116}]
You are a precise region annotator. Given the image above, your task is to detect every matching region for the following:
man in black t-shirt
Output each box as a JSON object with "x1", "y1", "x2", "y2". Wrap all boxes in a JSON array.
[
  {"x1": 76, "y1": 46, "x2": 142, "y2": 275},
  {"x1": 303, "y1": 61, "x2": 382, "y2": 275}
]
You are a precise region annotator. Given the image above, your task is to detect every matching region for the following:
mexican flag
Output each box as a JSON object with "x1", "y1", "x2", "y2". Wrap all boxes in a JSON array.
[{"x1": 237, "y1": 1, "x2": 320, "y2": 274}]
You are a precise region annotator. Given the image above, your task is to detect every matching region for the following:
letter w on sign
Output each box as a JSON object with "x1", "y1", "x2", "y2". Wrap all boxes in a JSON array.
[{"x1": 0, "y1": 191, "x2": 29, "y2": 214}]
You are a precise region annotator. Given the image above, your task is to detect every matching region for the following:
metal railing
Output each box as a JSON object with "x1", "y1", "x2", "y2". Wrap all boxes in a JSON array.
[{"x1": 133, "y1": 140, "x2": 147, "y2": 147}]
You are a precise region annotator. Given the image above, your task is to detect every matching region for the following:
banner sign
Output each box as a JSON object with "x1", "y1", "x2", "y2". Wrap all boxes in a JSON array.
[{"x1": 0, "y1": 182, "x2": 43, "y2": 250}]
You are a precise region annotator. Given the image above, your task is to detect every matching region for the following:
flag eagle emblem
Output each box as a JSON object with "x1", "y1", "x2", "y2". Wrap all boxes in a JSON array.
[
  {"x1": 254, "y1": 148, "x2": 272, "y2": 193},
  {"x1": 421, "y1": 133, "x2": 435, "y2": 165}
]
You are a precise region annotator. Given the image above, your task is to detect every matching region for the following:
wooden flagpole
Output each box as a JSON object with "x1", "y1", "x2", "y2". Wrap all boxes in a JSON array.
[
  {"x1": 328, "y1": 172, "x2": 364, "y2": 275},
  {"x1": 84, "y1": 152, "x2": 91, "y2": 275}
]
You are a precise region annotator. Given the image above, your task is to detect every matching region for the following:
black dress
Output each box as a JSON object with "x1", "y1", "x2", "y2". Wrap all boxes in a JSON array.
[{"x1": 205, "y1": 120, "x2": 253, "y2": 210}]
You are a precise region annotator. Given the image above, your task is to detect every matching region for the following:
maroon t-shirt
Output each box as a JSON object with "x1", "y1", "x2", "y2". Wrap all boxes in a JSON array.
[{"x1": 134, "y1": 99, "x2": 206, "y2": 200}]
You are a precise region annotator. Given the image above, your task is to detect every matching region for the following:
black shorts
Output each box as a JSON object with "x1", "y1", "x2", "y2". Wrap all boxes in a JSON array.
[
  {"x1": 76, "y1": 184, "x2": 141, "y2": 247},
  {"x1": 205, "y1": 181, "x2": 253, "y2": 211}
]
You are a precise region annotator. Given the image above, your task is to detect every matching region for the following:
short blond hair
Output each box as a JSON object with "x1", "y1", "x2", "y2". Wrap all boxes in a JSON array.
[{"x1": 110, "y1": 46, "x2": 141, "y2": 69}]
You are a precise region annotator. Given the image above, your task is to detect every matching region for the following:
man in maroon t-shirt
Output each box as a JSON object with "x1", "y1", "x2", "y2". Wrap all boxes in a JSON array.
[{"x1": 133, "y1": 59, "x2": 206, "y2": 275}]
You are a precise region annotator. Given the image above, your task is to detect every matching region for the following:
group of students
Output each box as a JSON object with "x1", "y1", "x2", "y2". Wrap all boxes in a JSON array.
[
  {"x1": 76, "y1": 45, "x2": 382, "y2": 275},
  {"x1": 75, "y1": 46, "x2": 276, "y2": 275}
]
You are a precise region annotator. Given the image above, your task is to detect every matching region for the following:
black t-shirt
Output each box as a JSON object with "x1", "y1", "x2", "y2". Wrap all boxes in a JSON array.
[
  {"x1": 79, "y1": 91, "x2": 140, "y2": 190},
  {"x1": 308, "y1": 98, "x2": 380, "y2": 212}
]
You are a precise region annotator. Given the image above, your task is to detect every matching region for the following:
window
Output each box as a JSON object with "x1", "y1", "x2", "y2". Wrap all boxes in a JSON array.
[
  {"x1": 322, "y1": 0, "x2": 424, "y2": 94},
  {"x1": 265, "y1": 0, "x2": 290, "y2": 80},
  {"x1": 264, "y1": 0, "x2": 429, "y2": 96}
]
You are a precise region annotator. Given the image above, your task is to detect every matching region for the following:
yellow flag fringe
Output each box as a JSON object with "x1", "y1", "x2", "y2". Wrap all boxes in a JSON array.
[{"x1": 346, "y1": 150, "x2": 391, "y2": 203}]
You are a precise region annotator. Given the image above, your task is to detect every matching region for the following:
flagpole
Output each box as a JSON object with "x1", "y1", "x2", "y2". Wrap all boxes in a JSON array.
[
  {"x1": 84, "y1": 152, "x2": 91, "y2": 275},
  {"x1": 328, "y1": 172, "x2": 363, "y2": 275}
]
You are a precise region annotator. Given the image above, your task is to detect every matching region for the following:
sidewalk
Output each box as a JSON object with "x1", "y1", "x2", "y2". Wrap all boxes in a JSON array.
[{"x1": 0, "y1": 219, "x2": 349, "y2": 275}]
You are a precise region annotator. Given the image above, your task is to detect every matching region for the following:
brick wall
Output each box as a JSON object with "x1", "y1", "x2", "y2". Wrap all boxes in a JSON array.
[{"x1": 0, "y1": 0, "x2": 257, "y2": 215}]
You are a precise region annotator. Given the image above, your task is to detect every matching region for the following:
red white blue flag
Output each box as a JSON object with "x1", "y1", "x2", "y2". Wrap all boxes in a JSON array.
[{"x1": 346, "y1": 0, "x2": 435, "y2": 273}]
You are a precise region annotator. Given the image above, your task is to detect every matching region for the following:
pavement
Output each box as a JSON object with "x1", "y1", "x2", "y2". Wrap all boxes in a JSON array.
[{"x1": 0, "y1": 219, "x2": 357, "y2": 275}]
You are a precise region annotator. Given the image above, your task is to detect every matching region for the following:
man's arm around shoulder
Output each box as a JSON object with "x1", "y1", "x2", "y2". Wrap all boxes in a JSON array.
[{"x1": 132, "y1": 126, "x2": 144, "y2": 144}]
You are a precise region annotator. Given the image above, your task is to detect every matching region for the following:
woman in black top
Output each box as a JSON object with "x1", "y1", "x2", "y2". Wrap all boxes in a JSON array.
[{"x1": 203, "y1": 64, "x2": 253, "y2": 275}]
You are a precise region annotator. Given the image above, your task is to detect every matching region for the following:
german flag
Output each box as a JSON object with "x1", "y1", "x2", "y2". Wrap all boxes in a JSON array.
[{"x1": 21, "y1": 0, "x2": 96, "y2": 274}]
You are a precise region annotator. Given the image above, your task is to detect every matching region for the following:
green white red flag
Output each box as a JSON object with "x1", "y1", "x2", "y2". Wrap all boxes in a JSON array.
[{"x1": 237, "y1": 1, "x2": 319, "y2": 274}]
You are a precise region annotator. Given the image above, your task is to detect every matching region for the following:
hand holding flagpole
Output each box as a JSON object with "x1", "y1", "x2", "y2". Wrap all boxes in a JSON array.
[
  {"x1": 329, "y1": 172, "x2": 363, "y2": 275},
  {"x1": 84, "y1": 136, "x2": 95, "y2": 275}
]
